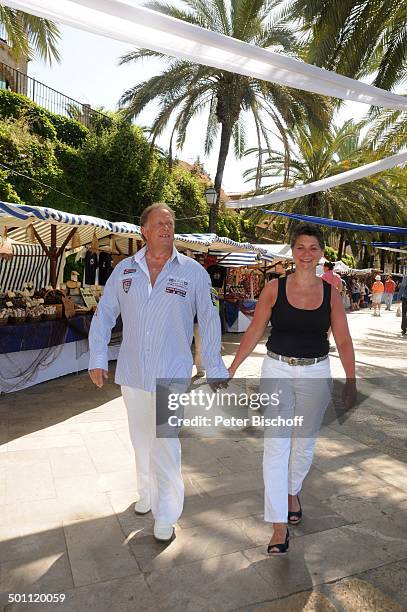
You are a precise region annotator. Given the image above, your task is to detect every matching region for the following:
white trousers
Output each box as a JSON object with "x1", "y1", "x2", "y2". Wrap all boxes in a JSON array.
[
  {"x1": 261, "y1": 356, "x2": 332, "y2": 523},
  {"x1": 121, "y1": 386, "x2": 184, "y2": 524}
]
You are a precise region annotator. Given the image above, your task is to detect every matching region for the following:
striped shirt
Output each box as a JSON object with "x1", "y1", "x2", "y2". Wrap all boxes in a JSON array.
[{"x1": 88, "y1": 246, "x2": 228, "y2": 391}]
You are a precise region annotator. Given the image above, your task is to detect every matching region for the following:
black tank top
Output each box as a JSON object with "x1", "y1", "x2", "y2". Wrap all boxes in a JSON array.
[{"x1": 266, "y1": 277, "x2": 331, "y2": 358}]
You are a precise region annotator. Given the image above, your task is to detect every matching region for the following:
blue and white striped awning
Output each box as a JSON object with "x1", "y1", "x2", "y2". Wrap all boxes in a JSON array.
[
  {"x1": 0, "y1": 202, "x2": 293, "y2": 264},
  {"x1": 0, "y1": 202, "x2": 143, "y2": 249},
  {"x1": 0, "y1": 242, "x2": 65, "y2": 292},
  {"x1": 208, "y1": 250, "x2": 259, "y2": 267}
]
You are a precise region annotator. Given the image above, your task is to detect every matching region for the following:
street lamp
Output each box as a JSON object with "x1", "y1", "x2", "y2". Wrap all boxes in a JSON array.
[{"x1": 205, "y1": 187, "x2": 217, "y2": 206}]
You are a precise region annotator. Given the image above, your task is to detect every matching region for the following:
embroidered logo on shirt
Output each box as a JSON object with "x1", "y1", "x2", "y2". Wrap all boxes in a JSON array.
[
  {"x1": 123, "y1": 268, "x2": 137, "y2": 275},
  {"x1": 166, "y1": 286, "x2": 186, "y2": 297},
  {"x1": 122, "y1": 279, "x2": 132, "y2": 293},
  {"x1": 165, "y1": 276, "x2": 189, "y2": 297}
]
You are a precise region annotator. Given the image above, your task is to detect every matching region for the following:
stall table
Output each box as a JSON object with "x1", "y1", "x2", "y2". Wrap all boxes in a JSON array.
[{"x1": 0, "y1": 314, "x2": 121, "y2": 393}]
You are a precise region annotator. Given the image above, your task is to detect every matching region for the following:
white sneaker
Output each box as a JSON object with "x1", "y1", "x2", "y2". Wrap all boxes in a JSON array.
[
  {"x1": 153, "y1": 521, "x2": 174, "y2": 542},
  {"x1": 134, "y1": 497, "x2": 151, "y2": 515}
]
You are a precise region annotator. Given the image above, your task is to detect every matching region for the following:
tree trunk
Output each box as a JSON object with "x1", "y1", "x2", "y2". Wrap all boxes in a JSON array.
[
  {"x1": 209, "y1": 121, "x2": 233, "y2": 233},
  {"x1": 379, "y1": 232, "x2": 386, "y2": 271},
  {"x1": 337, "y1": 230, "x2": 345, "y2": 260}
]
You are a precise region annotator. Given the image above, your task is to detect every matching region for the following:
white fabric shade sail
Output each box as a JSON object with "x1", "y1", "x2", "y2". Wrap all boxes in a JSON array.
[
  {"x1": 226, "y1": 151, "x2": 407, "y2": 209},
  {"x1": 3, "y1": 0, "x2": 407, "y2": 111}
]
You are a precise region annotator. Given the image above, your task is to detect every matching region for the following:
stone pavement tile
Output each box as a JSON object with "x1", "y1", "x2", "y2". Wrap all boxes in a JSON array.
[
  {"x1": 97, "y1": 469, "x2": 138, "y2": 493},
  {"x1": 63, "y1": 514, "x2": 140, "y2": 587},
  {"x1": 3, "y1": 574, "x2": 152, "y2": 612},
  {"x1": 0, "y1": 552, "x2": 74, "y2": 608},
  {"x1": 6, "y1": 433, "x2": 84, "y2": 452},
  {"x1": 180, "y1": 437, "x2": 248, "y2": 462},
  {"x1": 5, "y1": 453, "x2": 56, "y2": 504},
  {"x1": 313, "y1": 443, "x2": 379, "y2": 473},
  {"x1": 243, "y1": 590, "x2": 337, "y2": 611},
  {"x1": 319, "y1": 485, "x2": 407, "y2": 523},
  {"x1": 324, "y1": 577, "x2": 403, "y2": 612},
  {"x1": 84, "y1": 447, "x2": 134, "y2": 475},
  {"x1": 7, "y1": 417, "x2": 46, "y2": 440},
  {"x1": 338, "y1": 511, "x2": 407, "y2": 562},
  {"x1": 179, "y1": 491, "x2": 264, "y2": 529},
  {"x1": 146, "y1": 550, "x2": 273, "y2": 611},
  {"x1": 130, "y1": 520, "x2": 255, "y2": 572},
  {"x1": 0, "y1": 499, "x2": 62, "y2": 540},
  {"x1": 83, "y1": 430, "x2": 129, "y2": 453},
  {"x1": 217, "y1": 450, "x2": 262, "y2": 473},
  {"x1": 302, "y1": 465, "x2": 390, "y2": 500},
  {"x1": 181, "y1": 458, "x2": 233, "y2": 478},
  {"x1": 360, "y1": 561, "x2": 407, "y2": 606},
  {"x1": 58, "y1": 492, "x2": 114, "y2": 523},
  {"x1": 235, "y1": 436, "x2": 264, "y2": 454},
  {"x1": 194, "y1": 469, "x2": 263, "y2": 498},
  {"x1": 47, "y1": 446, "x2": 98, "y2": 479},
  {"x1": 356, "y1": 455, "x2": 407, "y2": 492},
  {"x1": 0, "y1": 524, "x2": 67, "y2": 565},
  {"x1": 243, "y1": 526, "x2": 395, "y2": 597},
  {"x1": 54, "y1": 469, "x2": 138, "y2": 500}
]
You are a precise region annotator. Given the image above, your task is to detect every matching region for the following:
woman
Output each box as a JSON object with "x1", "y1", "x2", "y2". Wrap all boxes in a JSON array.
[{"x1": 228, "y1": 223, "x2": 356, "y2": 555}]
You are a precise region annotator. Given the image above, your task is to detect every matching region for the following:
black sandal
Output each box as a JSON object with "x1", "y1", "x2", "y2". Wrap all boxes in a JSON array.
[
  {"x1": 288, "y1": 495, "x2": 302, "y2": 525},
  {"x1": 267, "y1": 528, "x2": 289, "y2": 555}
]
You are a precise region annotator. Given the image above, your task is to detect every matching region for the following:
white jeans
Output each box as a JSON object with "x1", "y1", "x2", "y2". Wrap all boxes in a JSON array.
[
  {"x1": 261, "y1": 356, "x2": 332, "y2": 523},
  {"x1": 121, "y1": 386, "x2": 184, "y2": 524}
]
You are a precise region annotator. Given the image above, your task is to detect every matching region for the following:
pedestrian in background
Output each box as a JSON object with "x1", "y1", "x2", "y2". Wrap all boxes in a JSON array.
[
  {"x1": 383, "y1": 276, "x2": 396, "y2": 311},
  {"x1": 371, "y1": 275, "x2": 384, "y2": 316}
]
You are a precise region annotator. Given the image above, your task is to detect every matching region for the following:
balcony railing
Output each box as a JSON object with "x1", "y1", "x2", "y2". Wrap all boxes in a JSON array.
[{"x1": 0, "y1": 60, "x2": 111, "y2": 128}]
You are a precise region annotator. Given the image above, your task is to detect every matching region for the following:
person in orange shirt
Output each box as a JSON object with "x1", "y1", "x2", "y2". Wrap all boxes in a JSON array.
[
  {"x1": 371, "y1": 275, "x2": 384, "y2": 316},
  {"x1": 383, "y1": 276, "x2": 396, "y2": 310}
]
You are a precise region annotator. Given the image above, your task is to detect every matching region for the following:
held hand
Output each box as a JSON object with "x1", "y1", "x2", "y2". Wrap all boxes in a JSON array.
[
  {"x1": 228, "y1": 366, "x2": 236, "y2": 379},
  {"x1": 89, "y1": 368, "x2": 108, "y2": 388},
  {"x1": 342, "y1": 378, "x2": 357, "y2": 410}
]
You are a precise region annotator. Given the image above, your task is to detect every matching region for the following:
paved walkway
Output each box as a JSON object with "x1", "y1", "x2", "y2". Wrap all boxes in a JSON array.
[{"x1": 0, "y1": 307, "x2": 406, "y2": 611}]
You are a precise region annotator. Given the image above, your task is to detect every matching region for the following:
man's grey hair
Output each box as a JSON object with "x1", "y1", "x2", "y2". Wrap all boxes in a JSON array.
[{"x1": 139, "y1": 203, "x2": 175, "y2": 227}]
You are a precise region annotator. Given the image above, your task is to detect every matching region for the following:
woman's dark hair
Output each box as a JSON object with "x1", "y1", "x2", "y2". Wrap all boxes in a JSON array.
[
  {"x1": 290, "y1": 222, "x2": 325, "y2": 250},
  {"x1": 324, "y1": 261, "x2": 335, "y2": 270}
]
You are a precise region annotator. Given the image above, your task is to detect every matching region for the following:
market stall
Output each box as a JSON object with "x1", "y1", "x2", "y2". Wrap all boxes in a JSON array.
[{"x1": 0, "y1": 202, "x2": 144, "y2": 392}]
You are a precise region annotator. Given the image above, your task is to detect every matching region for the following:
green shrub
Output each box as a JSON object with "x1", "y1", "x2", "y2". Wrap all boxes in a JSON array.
[
  {"x1": 0, "y1": 90, "x2": 56, "y2": 140},
  {"x1": 45, "y1": 114, "x2": 88, "y2": 147}
]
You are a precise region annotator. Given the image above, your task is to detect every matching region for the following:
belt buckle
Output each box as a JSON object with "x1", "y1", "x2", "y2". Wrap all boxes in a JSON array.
[{"x1": 288, "y1": 357, "x2": 297, "y2": 366}]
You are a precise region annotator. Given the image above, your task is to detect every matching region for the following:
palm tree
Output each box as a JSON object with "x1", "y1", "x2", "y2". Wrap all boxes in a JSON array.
[
  {"x1": 243, "y1": 119, "x2": 407, "y2": 260},
  {"x1": 287, "y1": 0, "x2": 407, "y2": 161},
  {"x1": 118, "y1": 0, "x2": 329, "y2": 232},
  {"x1": 0, "y1": 5, "x2": 60, "y2": 63},
  {"x1": 287, "y1": 0, "x2": 406, "y2": 90}
]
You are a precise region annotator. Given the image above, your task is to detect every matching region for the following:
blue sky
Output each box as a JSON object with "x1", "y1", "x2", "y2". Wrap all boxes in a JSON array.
[{"x1": 28, "y1": 14, "x2": 368, "y2": 193}]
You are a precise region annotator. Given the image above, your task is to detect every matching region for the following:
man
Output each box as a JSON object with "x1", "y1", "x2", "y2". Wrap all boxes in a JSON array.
[
  {"x1": 383, "y1": 275, "x2": 396, "y2": 310},
  {"x1": 399, "y1": 274, "x2": 407, "y2": 335},
  {"x1": 88, "y1": 203, "x2": 228, "y2": 541},
  {"x1": 321, "y1": 261, "x2": 342, "y2": 291}
]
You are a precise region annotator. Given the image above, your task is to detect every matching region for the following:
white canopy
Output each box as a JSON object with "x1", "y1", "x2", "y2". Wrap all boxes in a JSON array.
[{"x1": 3, "y1": 0, "x2": 407, "y2": 111}]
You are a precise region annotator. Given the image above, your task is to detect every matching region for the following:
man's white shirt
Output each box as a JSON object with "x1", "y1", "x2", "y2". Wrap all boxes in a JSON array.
[{"x1": 88, "y1": 246, "x2": 228, "y2": 390}]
